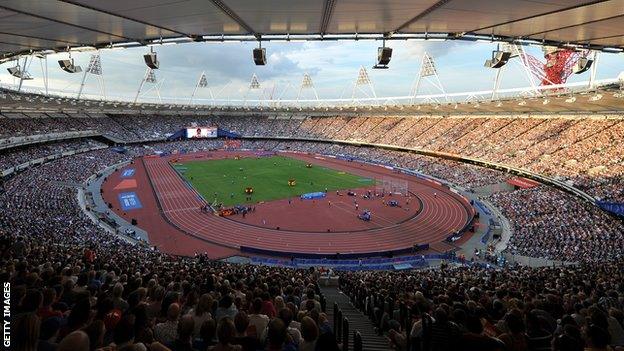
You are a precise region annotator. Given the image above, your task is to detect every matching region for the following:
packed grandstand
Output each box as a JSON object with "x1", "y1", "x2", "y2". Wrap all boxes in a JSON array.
[
  {"x1": 2, "y1": 109, "x2": 624, "y2": 351},
  {"x1": 3, "y1": 1, "x2": 624, "y2": 350}
]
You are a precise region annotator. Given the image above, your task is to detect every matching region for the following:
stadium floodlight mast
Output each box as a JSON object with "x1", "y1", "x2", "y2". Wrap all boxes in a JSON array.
[
  {"x1": 244, "y1": 73, "x2": 262, "y2": 106},
  {"x1": 350, "y1": 66, "x2": 377, "y2": 104},
  {"x1": 189, "y1": 71, "x2": 214, "y2": 105},
  {"x1": 297, "y1": 73, "x2": 319, "y2": 102},
  {"x1": 77, "y1": 54, "x2": 105, "y2": 100},
  {"x1": 134, "y1": 68, "x2": 162, "y2": 103},
  {"x1": 410, "y1": 52, "x2": 447, "y2": 104},
  {"x1": 34, "y1": 53, "x2": 49, "y2": 96}
]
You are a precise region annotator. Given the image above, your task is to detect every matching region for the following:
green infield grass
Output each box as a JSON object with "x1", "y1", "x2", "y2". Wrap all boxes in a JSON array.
[{"x1": 173, "y1": 155, "x2": 374, "y2": 206}]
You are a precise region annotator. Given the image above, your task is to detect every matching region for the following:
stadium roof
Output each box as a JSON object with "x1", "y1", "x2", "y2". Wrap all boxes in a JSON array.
[{"x1": 1, "y1": 0, "x2": 624, "y2": 60}]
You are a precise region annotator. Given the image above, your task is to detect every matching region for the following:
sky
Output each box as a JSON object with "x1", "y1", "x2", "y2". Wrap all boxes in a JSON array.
[{"x1": 0, "y1": 40, "x2": 622, "y2": 104}]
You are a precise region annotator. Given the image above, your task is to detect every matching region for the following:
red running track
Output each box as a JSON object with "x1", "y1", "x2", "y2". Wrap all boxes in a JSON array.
[{"x1": 135, "y1": 151, "x2": 474, "y2": 256}]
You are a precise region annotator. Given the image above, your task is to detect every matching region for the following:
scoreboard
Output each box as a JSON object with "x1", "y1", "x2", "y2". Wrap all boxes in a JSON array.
[{"x1": 186, "y1": 127, "x2": 217, "y2": 138}]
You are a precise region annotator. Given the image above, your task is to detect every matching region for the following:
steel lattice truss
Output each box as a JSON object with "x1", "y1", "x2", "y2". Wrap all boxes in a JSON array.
[
  {"x1": 355, "y1": 67, "x2": 372, "y2": 86},
  {"x1": 86, "y1": 54, "x2": 102, "y2": 75},
  {"x1": 145, "y1": 69, "x2": 157, "y2": 84},
  {"x1": 420, "y1": 53, "x2": 438, "y2": 77},
  {"x1": 250, "y1": 74, "x2": 261, "y2": 89},
  {"x1": 301, "y1": 73, "x2": 314, "y2": 89},
  {"x1": 198, "y1": 73, "x2": 208, "y2": 88}
]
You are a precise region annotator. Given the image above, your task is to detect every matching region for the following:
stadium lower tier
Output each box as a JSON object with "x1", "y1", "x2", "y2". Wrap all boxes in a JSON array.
[{"x1": 101, "y1": 150, "x2": 475, "y2": 258}]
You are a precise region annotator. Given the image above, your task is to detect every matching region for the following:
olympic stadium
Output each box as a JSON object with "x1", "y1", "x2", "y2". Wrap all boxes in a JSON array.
[{"x1": 2, "y1": 1, "x2": 624, "y2": 350}]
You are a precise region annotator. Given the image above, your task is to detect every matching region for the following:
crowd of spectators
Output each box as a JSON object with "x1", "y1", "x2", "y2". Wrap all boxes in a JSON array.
[
  {"x1": 96, "y1": 136, "x2": 624, "y2": 263},
  {"x1": 487, "y1": 186, "x2": 624, "y2": 262},
  {"x1": 1, "y1": 145, "x2": 341, "y2": 351},
  {"x1": 1, "y1": 112, "x2": 622, "y2": 200},
  {"x1": 339, "y1": 261, "x2": 624, "y2": 351},
  {"x1": 0, "y1": 138, "x2": 105, "y2": 171},
  {"x1": 0, "y1": 118, "x2": 623, "y2": 350}
]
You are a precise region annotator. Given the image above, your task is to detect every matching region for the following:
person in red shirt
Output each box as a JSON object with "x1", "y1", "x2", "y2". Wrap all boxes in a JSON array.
[{"x1": 84, "y1": 247, "x2": 95, "y2": 263}]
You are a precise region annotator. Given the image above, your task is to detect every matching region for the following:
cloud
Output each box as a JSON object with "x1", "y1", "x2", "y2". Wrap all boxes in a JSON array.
[{"x1": 2, "y1": 39, "x2": 620, "y2": 102}]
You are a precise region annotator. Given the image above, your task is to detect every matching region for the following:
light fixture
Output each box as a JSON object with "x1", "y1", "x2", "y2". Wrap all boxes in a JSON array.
[
  {"x1": 484, "y1": 47, "x2": 512, "y2": 69},
  {"x1": 565, "y1": 96, "x2": 577, "y2": 103},
  {"x1": 58, "y1": 52, "x2": 82, "y2": 73},
  {"x1": 7, "y1": 65, "x2": 33, "y2": 80},
  {"x1": 143, "y1": 47, "x2": 159, "y2": 69},
  {"x1": 542, "y1": 99, "x2": 550, "y2": 105},
  {"x1": 573, "y1": 57, "x2": 593, "y2": 74},
  {"x1": 373, "y1": 37, "x2": 392, "y2": 69},
  {"x1": 496, "y1": 101, "x2": 502, "y2": 107},
  {"x1": 253, "y1": 40, "x2": 266, "y2": 65},
  {"x1": 518, "y1": 100, "x2": 527, "y2": 106}
]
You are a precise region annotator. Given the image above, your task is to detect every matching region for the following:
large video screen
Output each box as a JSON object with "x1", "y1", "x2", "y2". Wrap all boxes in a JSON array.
[{"x1": 186, "y1": 127, "x2": 217, "y2": 139}]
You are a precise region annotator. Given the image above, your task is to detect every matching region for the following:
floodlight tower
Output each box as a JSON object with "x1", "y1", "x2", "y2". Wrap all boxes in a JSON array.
[
  {"x1": 410, "y1": 52, "x2": 447, "y2": 104},
  {"x1": 297, "y1": 73, "x2": 319, "y2": 103},
  {"x1": 189, "y1": 71, "x2": 214, "y2": 105},
  {"x1": 134, "y1": 68, "x2": 161, "y2": 103},
  {"x1": 77, "y1": 54, "x2": 105, "y2": 100},
  {"x1": 244, "y1": 73, "x2": 262, "y2": 106},
  {"x1": 350, "y1": 66, "x2": 377, "y2": 104}
]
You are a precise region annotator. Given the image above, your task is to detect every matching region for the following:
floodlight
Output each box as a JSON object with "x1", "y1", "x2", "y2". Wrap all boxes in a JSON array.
[
  {"x1": 573, "y1": 57, "x2": 593, "y2": 74},
  {"x1": 253, "y1": 48, "x2": 266, "y2": 65},
  {"x1": 58, "y1": 58, "x2": 82, "y2": 73},
  {"x1": 144, "y1": 48, "x2": 159, "y2": 69},
  {"x1": 373, "y1": 47, "x2": 392, "y2": 69},
  {"x1": 253, "y1": 41, "x2": 266, "y2": 65},
  {"x1": 7, "y1": 66, "x2": 33, "y2": 80},
  {"x1": 485, "y1": 50, "x2": 511, "y2": 69}
]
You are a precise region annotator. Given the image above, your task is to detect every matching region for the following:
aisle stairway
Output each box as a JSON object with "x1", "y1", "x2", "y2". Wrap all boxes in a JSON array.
[{"x1": 321, "y1": 286, "x2": 392, "y2": 351}]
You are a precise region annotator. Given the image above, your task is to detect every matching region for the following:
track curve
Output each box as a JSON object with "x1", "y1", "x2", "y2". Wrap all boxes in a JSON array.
[{"x1": 136, "y1": 151, "x2": 475, "y2": 255}]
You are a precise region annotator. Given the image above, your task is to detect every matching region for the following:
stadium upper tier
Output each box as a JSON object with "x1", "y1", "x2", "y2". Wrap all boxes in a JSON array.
[
  {"x1": 1, "y1": 112, "x2": 622, "y2": 203},
  {"x1": 1, "y1": 0, "x2": 624, "y2": 60}
]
